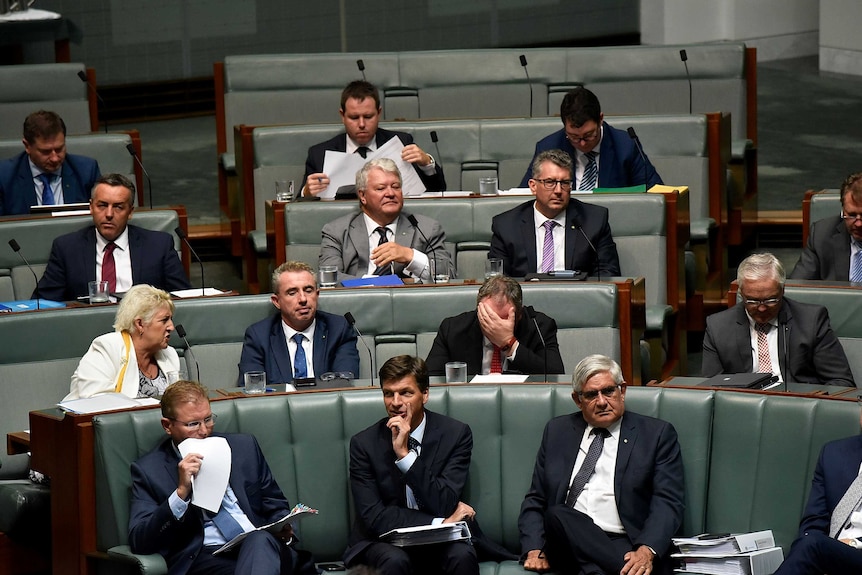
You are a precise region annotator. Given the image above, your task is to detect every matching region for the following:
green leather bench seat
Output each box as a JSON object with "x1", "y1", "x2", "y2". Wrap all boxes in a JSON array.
[
  {"x1": 92, "y1": 384, "x2": 716, "y2": 574},
  {"x1": 0, "y1": 63, "x2": 93, "y2": 139},
  {"x1": 91, "y1": 385, "x2": 862, "y2": 574},
  {"x1": 806, "y1": 190, "x2": 839, "y2": 228},
  {"x1": 0, "y1": 209, "x2": 183, "y2": 301}
]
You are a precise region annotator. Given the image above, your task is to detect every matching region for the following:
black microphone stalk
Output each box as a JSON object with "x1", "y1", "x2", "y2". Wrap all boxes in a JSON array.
[
  {"x1": 8, "y1": 239, "x2": 40, "y2": 309},
  {"x1": 126, "y1": 143, "x2": 154, "y2": 209},
  {"x1": 519, "y1": 54, "x2": 533, "y2": 118},
  {"x1": 345, "y1": 312, "x2": 374, "y2": 388},
  {"x1": 571, "y1": 215, "x2": 600, "y2": 282},
  {"x1": 77, "y1": 70, "x2": 109, "y2": 133},
  {"x1": 175, "y1": 226, "x2": 205, "y2": 297},
  {"x1": 525, "y1": 306, "x2": 547, "y2": 383},
  {"x1": 407, "y1": 214, "x2": 438, "y2": 284},
  {"x1": 626, "y1": 127, "x2": 649, "y2": 192},
  {"x1": 679, "y1": 49, "x2": 692, "y2": 115},
  {"x1": 357, "y1": 59, "x2": 366, "y2": 81},
  {"x1": 174, "y1": 324, "x2": 201, "y2": 382}
]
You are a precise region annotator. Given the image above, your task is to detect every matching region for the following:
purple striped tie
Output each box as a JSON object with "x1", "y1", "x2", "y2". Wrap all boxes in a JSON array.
[{"x1": 541, "y1": 220, "x2": 557, "y2": 273}]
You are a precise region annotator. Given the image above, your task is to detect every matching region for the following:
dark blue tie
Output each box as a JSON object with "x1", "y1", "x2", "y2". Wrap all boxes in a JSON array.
[
  {"x1": 293, "y1": 333, "x2": 307, "y2": 379},
  {"x1": 39, "y1": 173, "x2": 55, "y2": 205}
]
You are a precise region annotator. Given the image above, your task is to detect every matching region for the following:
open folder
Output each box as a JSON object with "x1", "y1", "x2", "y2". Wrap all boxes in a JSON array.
[{"x1": 380, "y1": 521, "x2": 471, "y2": 547}]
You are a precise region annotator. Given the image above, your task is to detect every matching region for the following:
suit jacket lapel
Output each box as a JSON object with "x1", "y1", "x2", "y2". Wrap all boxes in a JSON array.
[
  {"x1": 312, "y1": 314, "x2": 328, "y2": 375},
  {"x1": 564, "y1": 204, "x2": 581, "y2": 269},
  {"x1": 556, "y1": 415, "x2": 587, "y2": 503},
  {"x1": 15, "y1": 154, "x2": 37, "y2": 208},
  {"x1": 833, "y1": 222, "x2": 851, "y2": 280},
  {"x1": 419, "y1": 411, "x2": 443, "y2": 466},
  {"x1": 467, "y1": 313, "x2": 487, "y2": 375},
  {"x1": 597, "y1": 122, "x2": 614, "y2": 188},
  {"x1": 347, "y1": 213, "x2": 369, "y2": 275},
  {"x1": 85, "y1": 227, "x2": 98, "y2": 283},
  {"x1": 393, "y1": 214, "x2": 414, "y2": 276},
  {"x1": 734, "y1": 306, "x2": 754, "y2": 372},
  {"x1": 521, "y1": 205, "x2": 538, "y2": 273},
  {"x1": 269, "y1": 316, "x2": 292, "y2": 381},
  {"x1": 614, "y1": 415, "x2": 637, "y2": 501},
  {"x1": 778, "y1": 304, "x2": 792, "y2": 378},
  {"x1": 128, "y1": 225, "x2": 143, "y2": 283}
]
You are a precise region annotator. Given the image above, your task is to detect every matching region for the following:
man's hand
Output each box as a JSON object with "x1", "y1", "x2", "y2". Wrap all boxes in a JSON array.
[
  {"x1": 303, "y1": 172, "x2": 329, "y2": 196},
  {"x1": 621, "y1": 545, "x2": 654, "y2": 575},
  {"x1": 523, "y1": 549, "x2": 551, "y2": 572},
  {"x1": 388, "y1": 402, "x2": 413, "y2": 459},
  {"x1": 443, "y1": 501, "x2": 476, "y2": 524},
  {"x1": 176, "y1": 452, "x2": 203, "y2": 501},
  {"x1": 477, "y1": 300, "x2": 516, "y2": 348},
  {"x1": 371, "y1": 241, "x2": 414, "y2": 269},
  {"x1": 401, "y1": 144, "x2": 432, "y2": 167}
]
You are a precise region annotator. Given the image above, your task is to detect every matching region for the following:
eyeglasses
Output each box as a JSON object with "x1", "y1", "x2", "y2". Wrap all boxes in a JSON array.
[
  {"x1": 170, "y1": 413, "x2": 217, "y2": 430},
  {"x1": 565, "y1": 129, "x2": 599, "y2": 144},
  {"x1": 841, "y1": 212, "x2": 862, "y2": 223},
  {"x1": 741, "y1": 297, "x2": 782, "y2": 307},
  {"x1": 534, "y1": 178, "x2": 573, "y2": 191},
  {"x1": 578, "y1": 384, "x2": 621, "y2": 402}
]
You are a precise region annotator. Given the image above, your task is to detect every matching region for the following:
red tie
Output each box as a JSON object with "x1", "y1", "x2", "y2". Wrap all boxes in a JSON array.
[
  {"x1": 102, "y1": 242, "x2": 117, "y2": 293},
  {"x1": 490, "y1": 345, "x2": 503, "y2": 374}
]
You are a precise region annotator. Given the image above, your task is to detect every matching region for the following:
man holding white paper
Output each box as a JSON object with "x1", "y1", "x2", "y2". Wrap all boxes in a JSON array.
[
  {"x1": 301, "y1": 80, "x2": 445, "y2": 198},
  {"x1": 128, "y1": 380, "x2": 316, "y2": 575}
]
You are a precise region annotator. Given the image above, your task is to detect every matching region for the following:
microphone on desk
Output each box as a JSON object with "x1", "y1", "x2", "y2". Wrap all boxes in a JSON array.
[
  {"x1": 524, "y1": 306, "x2": 547, "y2": 383},
  {"x1": 8, "y1": 239, "x2": 40, "y2": 309},
  {"x1": 407, "y1": 214, "x2": 438, "y2": 284},
  {"x1": 174, "y1": 324, "x2": 201, "y2": 382},
  {"x1": 77, "y1": 70, "x2": 109, "y2": 134},
  {"x1": 627, "y1": 127, "x2": 649, "y2": 192},
  {"x1": 571, "y1": 214, "x2": 600, "y2": 282},
  {"x1": 344, "y1": 312, "x2": 374, "y2": 388},
  {"x1": 679, "y1": 49, "x2": 692, "y2": 115},
  {"x1": 519, "y1": 54, "x2": 533, "y2": 118},
  {"x1": 126, "y1": 143, "x2": 154, "y2": 209},
  {"x1": 174, "y1": 226, "x2": 205, "y2": 297},
  {"x1": 357, "y1": 59, "x2": 366, "y2": 81},
  {"x1": 429, "y1": 130, "x2": 444, "y2": 172}
]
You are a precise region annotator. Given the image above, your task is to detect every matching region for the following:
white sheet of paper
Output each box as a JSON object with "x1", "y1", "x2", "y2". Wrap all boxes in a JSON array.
[
  {"x1": 470, "y1": 374, "x2": 529, "y2": 383},
  {"x1": 321, "y1": 151, "x2": 367, "y2": 199},
  {"x1": 179, "y1": 436, "x2": 232, "y2": 513}
]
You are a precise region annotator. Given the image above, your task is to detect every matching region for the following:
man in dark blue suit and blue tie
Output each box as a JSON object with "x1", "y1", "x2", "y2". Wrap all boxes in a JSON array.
[
  {"x1": 0, "y1": 110, "x2": 101, "y2": 216},
  {"x1": 518, "y1": 87, "x2": 663, "y2": 191},
  {"x1": 773, "y1": 406, "x2": 862, "y2": 575},
  {"x1": 519, "y1": 354, "x2": 684, "y2": 575},
  {"x1": 238, "y1": 260, "x2": 359, "y2": 385}
]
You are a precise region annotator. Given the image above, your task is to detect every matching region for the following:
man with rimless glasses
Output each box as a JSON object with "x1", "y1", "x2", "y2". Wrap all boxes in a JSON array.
[
  {"x1": 518, "y1": 87, "x2": 663, "y2": 190},
  {"x1": 129, "y1": 380, "x2": 317, "y2": 575},
  {"x1": 791, "y1": 172, "x2": 862, "y2": 282},
  {"x1": 519, "y1": 354, "x2": 684, "y2": 575},
  {"x1": 490, "y1": 149, "x2": 620, "y2": 278},
  {"x1": 702, "y1": 253, "x2": 854, "y2": 386}
]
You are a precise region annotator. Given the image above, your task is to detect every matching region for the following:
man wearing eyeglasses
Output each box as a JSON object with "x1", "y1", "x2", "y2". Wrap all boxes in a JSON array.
[
  {"x1": 490, "y1": 149, "x2": 620, "y2": 277},
  {"x1": 129, "y1": 380, "x2": 317, "y2": 575},
  {"x1": 518, "y1": 87, "x2": 663, "y2": 190},
  {"x1": 519, "y1": 354, "x2": 684, "y2": 575},
  {"x1": 791, "y1": 172, "x2": 862, "y2": 282},
  {"x1": 702, "y1": 252, "x2": 854, "y2": 386}
]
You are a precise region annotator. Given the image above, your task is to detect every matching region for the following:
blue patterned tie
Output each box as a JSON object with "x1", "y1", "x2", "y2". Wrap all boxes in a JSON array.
[
  {"x1": 852, "y1": 249, "x2": 862, "y2": 283},
  {"x1": 39, "y1": 173, "x2": 55, "y2": 205},
  {"x1": 212, "y1": 503, "x2": 245, "y2": 540},
  {"x1": 292, "y1": 333, "x2": 307, "y2": 379},
  {"x1": 580, "y1": 151, "x2": 598, "y2": 191}
]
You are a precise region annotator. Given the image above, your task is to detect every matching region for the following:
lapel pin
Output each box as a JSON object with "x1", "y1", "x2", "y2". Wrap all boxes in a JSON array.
[{"x1": 623, "y1": 438, "x2": 628, "y2": 444}]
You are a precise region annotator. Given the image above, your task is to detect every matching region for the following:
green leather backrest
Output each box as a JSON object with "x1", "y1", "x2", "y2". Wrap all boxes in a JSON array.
[
  {"x1": 92, "y1": 384, "x2": 715, "y2": 561},
  {"x1": 808, "y1": 191, "x2": 840, "y2": 224},
  {"x1": 707, "y1": 392, "x2": 860, "y2": 550},
  {"x1": 0, "y1": 63, "x2": 92, "y2": 138}
]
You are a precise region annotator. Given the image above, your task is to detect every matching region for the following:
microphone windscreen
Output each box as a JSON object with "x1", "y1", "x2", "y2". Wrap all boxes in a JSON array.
[
  {"x1": 356, "y1": 59, "x2": 365, "y2": 71},
  {"x1": 519, "y1": 54, "x2": 528, "y2": 67},
  {"x1": 679, "y1": 49, "x2": 688, "y2": 62},
  {"x1": 175, "y1": 324, "x2": 187, "y2": 338},
  {"x1": 174, "y1": 226, "x2": 187, "y2": 239},
  {"x1": 430, "y1": 130, "x2": 439, "y2": 143},
  {"x1": 126, "y1": 143, "x2": 136, "y2": 156},
  {"x1": 8, "y1": 239, "x2": 20, "y2": 252},
  {"x1": 407, "y1": 214, "x2": 419, "y2": 227},
  {"x1": 344, "y1": 312, "x2": 356, "y2": 325},
  {"x1": 77, "y1": 70, "x2": 87, "y2": 82},
  {"x1": 626, "y1": 127, "x2": 637, "y2": 140}
]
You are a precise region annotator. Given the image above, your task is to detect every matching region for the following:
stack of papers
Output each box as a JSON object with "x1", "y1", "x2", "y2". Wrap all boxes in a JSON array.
[
  {"x1": 214, "y1": 503, "x2": 319, "y2": 555},
  {"x1": 58, "y1": 393, "x2": 159, "y2": 414},
  {"x1": 380, "y1": 521, "x2": 471, "y2": 547},
  {"x1": 672, "y1": 531, "x2": 783, "y2": 575},
  {"x1": 673, "y1": 531, "x2": 776, "y2": 555}
]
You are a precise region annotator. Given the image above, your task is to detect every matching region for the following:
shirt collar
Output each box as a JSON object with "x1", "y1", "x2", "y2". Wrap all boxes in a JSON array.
[
  {"x1": 96, "y1": 226, "x2": 130, "y2": 251},
  {"x1": 532, "y1": 204, "x2": 567, "y2": 229},
  {"x1": 585, "y1": 416, "x2": 622, "y2": 441},
  {"x1": 363, "y1": 213, "x2": 397, "y2": 239},
  {"x1": 282, "y1": 318, "x2": 316, "y2": 342},
  {"x1": 411, "y1": 412, "x2": 427, "y2": 444},
  {"x1": 29, "y1": 157, "x2": 60, "y2": 178},
  {"x1": 346, "y1": 136, "x2": 377, "y2": 155}
]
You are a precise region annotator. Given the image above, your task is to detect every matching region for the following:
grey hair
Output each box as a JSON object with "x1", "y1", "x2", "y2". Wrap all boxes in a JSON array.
[
  {"x1": 271, "y1": 260, "x2": 316, "y2": 294},
  {"x1": 531, "y1": 149, "x2": 573, "y2": 180},
  {"x1": 356, "y1": 157, "x2": 401, "y2": 191},
  {"x1": 736, "y1": 252, "x2": 785, "y2": 290},
  {"x1": 572, "y1": 354, "x2": 624, "y2": 393},
  {"x1": 113, "y1": 284, "x2": 174, "y2": 332}
]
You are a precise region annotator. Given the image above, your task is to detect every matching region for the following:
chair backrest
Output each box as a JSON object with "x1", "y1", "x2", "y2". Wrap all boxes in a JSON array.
[
  {"x1": 803, "y1": 189, "x2": 840, "y2": 245},
  {"x1": 0, "y1": 63, "x2": 94, "y2": 138}
]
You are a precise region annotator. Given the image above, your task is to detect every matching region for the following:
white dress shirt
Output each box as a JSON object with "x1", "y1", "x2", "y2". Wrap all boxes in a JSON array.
[
  {"x1": 281, "y1": 318, "x2": 317, "y2": 378},
  {"x1": 361, "y1": 213, "x2": 429, "y2": 280},
  {"x1": 568, "y1": 418, "x2": 625, "y2": 534},
  {"x1": 532, "y1": 206, "x2": 567, "y2": 272}
]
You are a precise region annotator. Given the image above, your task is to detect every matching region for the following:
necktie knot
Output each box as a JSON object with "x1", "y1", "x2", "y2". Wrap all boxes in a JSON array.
[
  {"x1": 592, "y1": 427, "x2": 609, "y2": 439},
  {"x1": 104, "y1": 242, "x2": 117, "y2": 255},
  {"x1": 375, "y1": 226, "x2": 389, "y2": 246},
  {"x1": 292, "y1": 333, "x2": 304, "y2": 345},
  {"x1": 756, "y1": 322, "x2": 771, "y2": 335},
  {"x1": 585, "y1": 151, "x2": 598, "y2": 160},
  {"x1": 356, "y1": 146, "x2": 370, "y2": 159},
  {"x1": 542, "y1": 220, "x2": 558, "y2": 232}
]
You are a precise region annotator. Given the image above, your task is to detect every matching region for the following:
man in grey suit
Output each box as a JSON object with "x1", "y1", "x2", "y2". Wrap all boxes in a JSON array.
[
  {"x1": 703, "y1": 253, "x2": 854, "y2": 386},
  {"x1": 790, "y1": 172, "x2": 862, "y2": 281},
  {"x1": 319, "y1": 158, "x2": 454, "y2": 283}
]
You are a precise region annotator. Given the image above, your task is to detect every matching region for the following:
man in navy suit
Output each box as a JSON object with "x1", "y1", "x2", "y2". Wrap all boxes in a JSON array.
[
  {"x1": 490, "y1": 149, "x2": 620, "y2": 278},
  {"x1": 345, "y1": 355, "x2": 480, "y2": 575},
  {"x1": 519, "y1": 354, "x2": 684, "y2": 575},
  {"x1": 301, "y1": 80, "x2": 445, "y2": 197},
  {"x1": 35, "y1": 173, "x2": 191, "y2": 301},
  {"x1": 238, "y1": 260, "x2": 359, "y2": 384},
  {"x1": 518, "y1": 87, "x2": 662, "y2": 190},
  {"x1": 0, "y1": 110, "x2": 101, "y2": 216},
  {"x1": 129, "y1": 380, "x2": 316, "y2": 575},
  {"x1": 791, "y1": 172, "x2": 862, "y2": 281},
  {"x1": 773, "y1": 409, "x2": 862, "y2": 574}
]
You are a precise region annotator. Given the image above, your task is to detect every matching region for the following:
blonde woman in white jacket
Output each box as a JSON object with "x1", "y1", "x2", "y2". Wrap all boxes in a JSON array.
[{"x1": 65, "y1": 285, "x2": 180, "y2": 401}]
